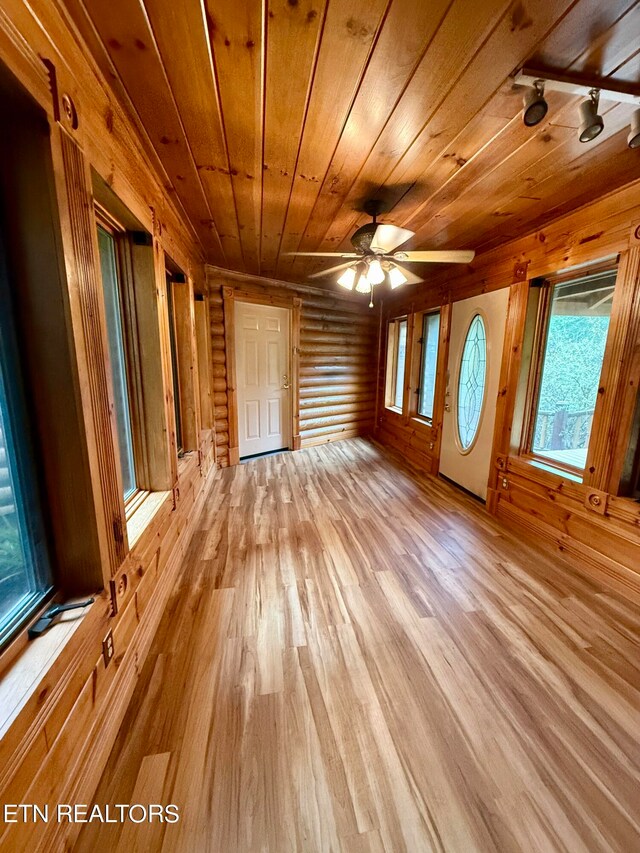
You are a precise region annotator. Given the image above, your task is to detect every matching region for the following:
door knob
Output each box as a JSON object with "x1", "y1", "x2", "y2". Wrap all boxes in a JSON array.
[{"x1": 282, "y1": 374, "x2": 290, "y2": 390}]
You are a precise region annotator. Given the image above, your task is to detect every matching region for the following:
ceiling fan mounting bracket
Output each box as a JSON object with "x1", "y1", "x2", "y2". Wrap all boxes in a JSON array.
[{"x1": 362, "y1": 198, "x2": 386, "y2": 220}]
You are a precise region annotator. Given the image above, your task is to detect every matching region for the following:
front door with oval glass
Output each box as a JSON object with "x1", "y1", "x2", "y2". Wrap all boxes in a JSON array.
[
  {"x1": 439, "y1": 289, "x2": 509, "y2": 499},
  {"x1": 235, "y1": 301, "x2": 291, "y2": 458}
]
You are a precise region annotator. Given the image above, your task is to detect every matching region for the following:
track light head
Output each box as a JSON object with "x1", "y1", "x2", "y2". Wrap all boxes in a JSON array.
[
  {"x1": 578, "y1": 89, "x2": 604, "y2": 143},
  {"x1": 523, "y1": 80, "x2": 548, "y2": 127},
  {"x1": 627, "y1": 108, "x2": 640, "y2": 149}
]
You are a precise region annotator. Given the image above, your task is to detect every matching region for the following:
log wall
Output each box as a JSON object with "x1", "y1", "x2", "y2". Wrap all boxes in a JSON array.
[{"x1": 206, "y1": 267, "x2": 378, "y2": 456}]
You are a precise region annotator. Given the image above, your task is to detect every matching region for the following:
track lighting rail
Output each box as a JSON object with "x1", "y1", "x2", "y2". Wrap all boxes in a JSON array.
[{"x1": 514, "y1": 65, "x2": 640, "y2": 105}]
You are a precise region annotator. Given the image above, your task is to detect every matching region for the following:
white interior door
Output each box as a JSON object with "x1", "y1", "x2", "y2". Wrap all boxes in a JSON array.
[
  {"x1": 439, "y1": 288, "x2": 509, "y2": 500},
  {"x1": 235, "y1": 301, "x2": 291, "y2": 458}
]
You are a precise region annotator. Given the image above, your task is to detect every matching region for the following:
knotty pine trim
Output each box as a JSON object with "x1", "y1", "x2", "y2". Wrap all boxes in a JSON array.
[
  {"x1": 222, "y1": 287, "x2": 239, "y2": 466},
  {"x1": 0, "y1": 453, "x2": 215, "y2": 853},
  {"x1": 488, "y1": 280, "x2": 530, "y2": 501},
  {"x1": 585, "y1": 248, "x2": 640, "y2": 492},
  {"x1": 172, "y1": 277, "x2": 201, "y2": 453},
  {"x1": 57, "y1": 128, "x2": 128, "y2": 577}
]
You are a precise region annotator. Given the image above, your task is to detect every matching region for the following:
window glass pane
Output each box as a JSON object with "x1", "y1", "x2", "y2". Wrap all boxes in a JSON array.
[
  {"x1": 97, "y1": 227, "x2": 136, "y2": 499},
  {"x1": 394, "y1": 320, "x2": 407, "y2": 409},
  {"x1": 418, "y1": 312, "x2": 440, "y2": 420},
  {"x1": 166, "y1": 278, "x2": 183, "y2": 452},
  {"x1": 0, "y1": 279, "x2": 52, "y2": 646},
  {"x1": 457, "y1": 314, "x2": 486, "y2": 450},
  {"x1": 532, "y1": 272, "x2": 614, "y2": 471}
]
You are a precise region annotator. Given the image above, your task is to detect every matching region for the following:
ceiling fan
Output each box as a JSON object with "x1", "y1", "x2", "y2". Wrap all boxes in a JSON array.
[{"x1": 286, "y1": 201, "x2": 475, "y2": 306}]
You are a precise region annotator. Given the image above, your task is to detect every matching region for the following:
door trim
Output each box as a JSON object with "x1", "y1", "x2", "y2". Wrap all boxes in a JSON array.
[{"x1": 223, "y1": 286, "x2": 301, "y2": 466}]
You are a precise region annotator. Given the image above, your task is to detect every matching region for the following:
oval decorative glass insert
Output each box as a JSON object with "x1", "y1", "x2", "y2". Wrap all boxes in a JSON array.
[{"x1": 457, "y1": 314, "x2": 487, "y2": 450}]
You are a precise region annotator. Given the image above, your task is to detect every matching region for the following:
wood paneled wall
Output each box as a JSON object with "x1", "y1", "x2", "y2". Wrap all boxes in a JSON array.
[
  {"x1": 0, "y1": 4, "x2": 218, "y2": 851},
  {"x1": 206, "y1": 267, "x2": 378, "y2": 459},
  {"x1": 376, "y1": 177, "x2": 640, "y2": 599}
]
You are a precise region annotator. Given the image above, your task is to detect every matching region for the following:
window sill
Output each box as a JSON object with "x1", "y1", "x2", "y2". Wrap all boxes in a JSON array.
[
  {"x1": 126, "y1": 490, "x2": 171, "y2": 547},
  {"x1": 0, "y1": 596, "x2": 97, "y2": 739},
  {"x1": 385, "y1": 406, "x2": 404, "y2": 416},
  {"x1": 410, "y1": 416, "x2": 434, "y2": 430},
  {"x1": 516, "y1": 455, "x2": 584, "y2": 484}
]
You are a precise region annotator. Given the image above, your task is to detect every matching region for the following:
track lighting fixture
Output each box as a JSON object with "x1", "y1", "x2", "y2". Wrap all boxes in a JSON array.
[
  {"x1": 628, "y1": 108, "x2": 640, "y2": 149},
  {"x1": 336, "y1": 267, "x2": 356, "y2": 289},
  {"x1": 578, "y1": 89, "x2": 604, "y2": 143},
  {"x1": 522, "y1": 80, "x2": 548, "y2": 127}
]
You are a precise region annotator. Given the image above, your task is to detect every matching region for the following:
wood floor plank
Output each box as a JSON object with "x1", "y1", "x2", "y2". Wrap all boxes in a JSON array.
[{"x1": 75, "y1": 438, "x2": 640, "y2": 853}]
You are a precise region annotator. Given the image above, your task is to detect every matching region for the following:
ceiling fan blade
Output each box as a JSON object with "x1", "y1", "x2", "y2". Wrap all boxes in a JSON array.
[
  {"x1": 370, "y1": 224, "x2": 414, "y2": 253},
  {"x1": 284, "y1": 251, "x2": 360, "y2": 257},
  {"x1": 396, "y1": 249, "x2": 475, "y2": 263},
  {"x1": 308, "y1": 261, "x2": 356, "y2": 280},
  {"x1": 391, "y1": 263, "x2": 424, "y2": 285}
]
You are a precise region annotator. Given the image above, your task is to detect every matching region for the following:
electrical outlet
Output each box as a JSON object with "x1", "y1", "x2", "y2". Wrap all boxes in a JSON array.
[{"x1": 102, "y1": 630, "x2": 114, "y2": 667}]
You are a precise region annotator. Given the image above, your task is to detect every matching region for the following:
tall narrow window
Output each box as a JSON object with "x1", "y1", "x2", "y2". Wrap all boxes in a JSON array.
[
  {"x1": 166, "y1": 276, "x2": 183, "y2": 453},
  {"x1": 0, "y1": 245, "x2": 52, "y2": 647},
  {"x1": 385, "y1": 318, "x2": 408, "y2": 412},
  {"x1": 530, "y1": 269, "x2": 615, "y2": 473},
  {"x1": 97, "y1": 225, "x2": 137, "y2": 499},
  {"x1": 417, "y1": 311, "x2": 440, "y2": 421}
]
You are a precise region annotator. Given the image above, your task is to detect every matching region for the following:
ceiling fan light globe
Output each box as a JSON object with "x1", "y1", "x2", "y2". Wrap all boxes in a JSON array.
[
  {"x1": 389, "y1": 266, "x2": 408, "y2": 288},
  {"x1": 367, "y1": 258, "x2": 385, "y2": 284},
  {"x1": 337, "y1": 266, "x2": 356, "y2": 289},
  {"x1": 355, "y1": 274, "x2": 371, "y2": 294}
]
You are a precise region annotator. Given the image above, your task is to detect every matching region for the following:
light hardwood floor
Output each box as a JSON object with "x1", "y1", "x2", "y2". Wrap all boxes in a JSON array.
[{"x1": 74, "y1": 438, "x2": 640, "y2": 853}]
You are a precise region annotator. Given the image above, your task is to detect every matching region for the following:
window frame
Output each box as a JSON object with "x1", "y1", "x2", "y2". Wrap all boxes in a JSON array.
[
  {"x1": 385, "y1": 316, "x2": 408, "y2": 414},
  {"x1": 165, "y1": 273, "x2": 184, "y2": 456},
  {"x1": 95, "y1": 205, "x2": 151, "y2": 512},
  {"x1": 521, "y1": 261, "x2": 618, "y2": 478},
  {"x1": 413, "y1": 309, "x2": 441, "y2": 425}
]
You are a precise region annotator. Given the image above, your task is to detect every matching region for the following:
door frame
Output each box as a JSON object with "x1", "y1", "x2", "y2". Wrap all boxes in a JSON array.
[{"x1": 222, "y1": 286, "x2": 301, "y2": 465}]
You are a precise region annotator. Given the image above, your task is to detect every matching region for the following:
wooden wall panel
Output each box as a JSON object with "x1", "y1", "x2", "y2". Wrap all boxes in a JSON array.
[
  {"x1": 0, "y1": 7, "x2": 217, "y2": 853},
  {"x1": 299, "y1": 296, "x2": 377, "y2": 447},
  {"x1": 376, "y1": 178, "x2": 640, "y2": 598}
]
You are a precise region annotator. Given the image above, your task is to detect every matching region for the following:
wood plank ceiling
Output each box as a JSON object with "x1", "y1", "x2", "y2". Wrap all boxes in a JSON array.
[{"x1": 64, "y1": 0, "x2": 640, "y2": 287}]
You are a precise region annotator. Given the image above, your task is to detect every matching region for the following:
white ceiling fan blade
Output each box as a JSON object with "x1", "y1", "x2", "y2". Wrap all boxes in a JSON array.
[
  {"x1": 396, "y1": 249, "x2": 475, "y2": 263},
  {"x1": 308, "y1": 261, "x2": 356, "y2": 279},
  {"x1": 284, "y1": 251, "x2": 360, "y2": 257},
  {"x1": 391, "y1": 263, "x2": 423, "y2": 285},
  {"x1": 370, "y1": 224, "x2": 414, "y2": 253}
]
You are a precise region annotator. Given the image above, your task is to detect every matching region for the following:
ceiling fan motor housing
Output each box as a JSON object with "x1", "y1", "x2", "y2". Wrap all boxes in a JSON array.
[{"x1": 350, "y1": 222, "x2": 378, "y2": 253}]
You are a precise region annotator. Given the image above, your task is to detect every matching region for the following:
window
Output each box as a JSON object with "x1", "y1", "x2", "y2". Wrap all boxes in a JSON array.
[
  {"x1": 417, "y1": 312, "x2": 440, "y2": 421},
  {"x1": 166, "y1": 275, "x2": 183, "y2": 453},
  {"x1": 385, "y1": 318, "x2": 407, "y2": 411},
  {"x1": 528, "y1": 268, "x2": 615, "y2": 473},
  {"x1": 0, "y1": 244, "x2": 52, "y2": 647},
  {"x1": 457, "y1": 314, "x2": 487, "y2": 450},
  {"x1": 97, "y1": 225, "x2": 137, "y2": 500}
]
